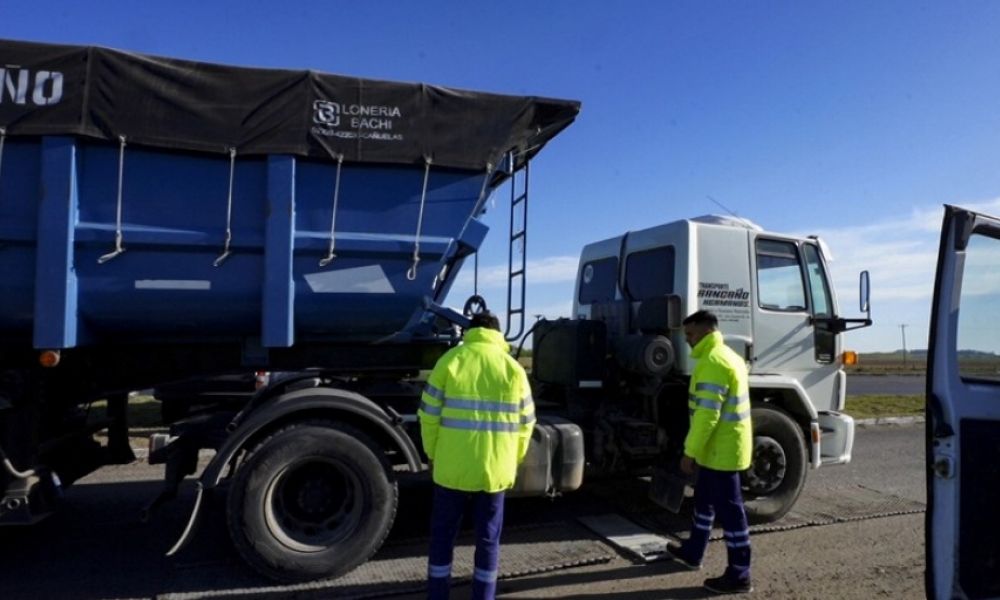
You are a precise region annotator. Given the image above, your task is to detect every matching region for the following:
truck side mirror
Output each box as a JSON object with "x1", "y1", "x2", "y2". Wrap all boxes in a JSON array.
[
  {"x1": 816, "y1": 271, "x2": 874, "y2": 334},
  {"x1": 859, "y1": 270, "x2": 871, "y2": 315}
]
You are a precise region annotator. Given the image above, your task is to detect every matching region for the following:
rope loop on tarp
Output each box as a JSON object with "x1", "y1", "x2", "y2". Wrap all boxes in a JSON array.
[
  {"x1": 213, "y1": 147, "x2": 238, "y2": 267},
  {"x1": 98, "y1": 135, "x2": 128, "y2": 264},
  {"x1": 319, "y1": 154, "x2": 345, "y2": 267},
  {"x1": 406, "y1": 157, "x2": 432, "y2": 281},
  {"x1": 471, "y1": 162, "x2": 493, "y2": 295}
]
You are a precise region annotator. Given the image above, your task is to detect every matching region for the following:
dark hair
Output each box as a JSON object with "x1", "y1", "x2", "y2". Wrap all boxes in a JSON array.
[
  {"x1": 682, "y1": 310, "x2": 718, "y2": 328},
  {"x1": 469, "y1": 311, "x2": 501, "y2": 332}
]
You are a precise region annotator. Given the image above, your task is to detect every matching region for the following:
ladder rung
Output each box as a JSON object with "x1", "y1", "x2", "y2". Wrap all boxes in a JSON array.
[{"x1": 505, "y1": 160, "x2": 529, "y2": 343}]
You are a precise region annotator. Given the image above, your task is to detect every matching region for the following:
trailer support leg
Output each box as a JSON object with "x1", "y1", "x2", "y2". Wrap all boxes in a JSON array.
[{"x1": 106, "y1": 392, "x2": 135, "y2": 465}]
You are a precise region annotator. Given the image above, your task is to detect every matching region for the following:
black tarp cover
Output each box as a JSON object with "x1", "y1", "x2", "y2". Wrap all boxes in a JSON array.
[{"x1": 0, "y1": 39, "x2": 580, "y2": 171}]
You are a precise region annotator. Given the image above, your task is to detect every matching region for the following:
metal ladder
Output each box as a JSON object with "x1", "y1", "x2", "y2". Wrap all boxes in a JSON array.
[{"x1": 504, "y1": 160, "x2": 529, "y2": 341}]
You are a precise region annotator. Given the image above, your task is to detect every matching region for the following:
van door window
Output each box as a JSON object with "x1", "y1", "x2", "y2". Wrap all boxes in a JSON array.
[
  {"x1": 956, "y1": 232, "x2": 1000, "y2": 382},
  {"x1": 755, "y1": 239, "x2": 807, "y2": 311}
]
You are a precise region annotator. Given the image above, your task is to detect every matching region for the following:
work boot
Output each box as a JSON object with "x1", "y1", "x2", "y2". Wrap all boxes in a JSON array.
[
  {"x1": 703, "y1": 574, "x2": 753, "y2": 594},
  {"x1": 664, "y1": 542, "x2": 701, "y2": 570}
]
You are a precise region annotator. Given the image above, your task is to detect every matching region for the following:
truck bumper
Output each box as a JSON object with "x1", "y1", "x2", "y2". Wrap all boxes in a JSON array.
[{"x1": 817, "y1": 410, "x2": 855, "y2": 466}]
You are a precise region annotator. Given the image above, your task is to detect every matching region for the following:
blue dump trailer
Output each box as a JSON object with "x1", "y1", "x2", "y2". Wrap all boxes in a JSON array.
[{"x1": 0, "y1": 39, "x2": 579, "y2": 581}]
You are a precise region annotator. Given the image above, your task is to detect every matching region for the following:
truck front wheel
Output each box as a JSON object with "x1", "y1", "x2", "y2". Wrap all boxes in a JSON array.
[
  {"x1": 742, "y1": 406, "x2": 807, "y2": 524},
  {"x1": 226, "y1": 421, "x2": 397, "y2": 582}
]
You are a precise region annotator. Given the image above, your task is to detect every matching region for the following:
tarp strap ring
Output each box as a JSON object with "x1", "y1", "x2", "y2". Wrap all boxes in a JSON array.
[
  {"x1": 319, "y1": 154, "x2": 344, "y2": 267},
  {"x1": 0, "y1": 127, "x2": 6, "y2": 193},
  {"x1": 98, "y1": 135, "x2": 128, "y2": 264},
  {"x1": 213, "y1": 147, "x2": 237, "y2": 267},
  {"x1": 407, "y1": 157, "x2": 432, "y2": 281}
]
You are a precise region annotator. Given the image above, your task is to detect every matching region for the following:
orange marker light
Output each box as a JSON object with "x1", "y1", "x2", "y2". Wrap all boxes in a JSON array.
[
  {"x1": 842, "y1": 351, "x2": 858, "y2": 366},
  {"x1": 39, "y1": 350, "x2": 61, "y2": 368}
]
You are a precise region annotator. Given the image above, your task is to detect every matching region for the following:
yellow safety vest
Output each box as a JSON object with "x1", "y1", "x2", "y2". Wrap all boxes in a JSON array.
[
  {"x1": 684, "y1": 331, "x2": 753, "y2": 471},
  {"x1": 418, "y1": 327, "x2": 536, "y2": 492}
]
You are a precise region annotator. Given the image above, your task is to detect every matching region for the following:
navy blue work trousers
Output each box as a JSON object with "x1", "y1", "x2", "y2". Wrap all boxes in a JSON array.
[
  {"x1": 427, "y1": 484, "x2": 505, "y2": 600},
  {"x1": 680, "y1": 466, "x2": 752, "y2": 582}
]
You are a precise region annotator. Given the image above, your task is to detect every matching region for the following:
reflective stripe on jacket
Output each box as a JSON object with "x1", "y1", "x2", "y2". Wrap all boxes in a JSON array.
[
  {"x1": 684, "y1": 331, "x2": 753, "y2": 471},
  {"x1": 417, "y1": 327, "x2": 536, "y2": 492}
]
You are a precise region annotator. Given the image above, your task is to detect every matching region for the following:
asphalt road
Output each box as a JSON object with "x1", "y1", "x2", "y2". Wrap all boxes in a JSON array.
[
  {"x1": 0, "y1": 424, "x2": 927, "y2": 599},
  {"x1": 394, "y1": 423, "x2": 930, "y2": 600},
  {"x1": 847, "y1": 374, "x2": 925, "y2": 396}
]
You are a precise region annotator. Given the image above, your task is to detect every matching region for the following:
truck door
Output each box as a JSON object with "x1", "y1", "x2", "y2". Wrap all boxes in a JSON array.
[
  {"x1": 927, "y1": 205, "x2": 1000, "y2": 600},
  {"x1": 750, "y1": 237, "x2": 840, "y2": 410}
]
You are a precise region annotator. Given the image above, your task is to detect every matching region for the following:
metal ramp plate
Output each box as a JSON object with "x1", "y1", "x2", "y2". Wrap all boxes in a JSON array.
[
  {"x1": 577, "y1": 513, "x2": 678, "y2": 563},
  {"x1": 584, "y1": 478, "x2": 925, "y2": 539}
]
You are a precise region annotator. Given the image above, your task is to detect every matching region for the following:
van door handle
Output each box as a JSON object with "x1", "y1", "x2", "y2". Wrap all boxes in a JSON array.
[{"x1": 932, "y1": 454, "x2": 955, "y2": 479}]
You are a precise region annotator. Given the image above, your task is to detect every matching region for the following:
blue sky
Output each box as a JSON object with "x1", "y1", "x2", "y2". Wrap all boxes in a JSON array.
[{"x1": 5, "y1": 1, "x2": 1000, "y2": 352}]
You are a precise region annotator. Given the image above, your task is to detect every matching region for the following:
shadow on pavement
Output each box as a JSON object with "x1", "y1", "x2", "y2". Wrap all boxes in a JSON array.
[{"x1": 0, "y1": 473, "x2": 624, "y2": 599}]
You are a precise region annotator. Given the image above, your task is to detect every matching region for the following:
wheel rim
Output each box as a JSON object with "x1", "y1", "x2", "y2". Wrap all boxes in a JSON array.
[
  {"x1": 743, "y1": 435, "x2": 787, "y2": 495},
  {"x1": 263, "y1": 457, "x2": 365, "y2": 552}
]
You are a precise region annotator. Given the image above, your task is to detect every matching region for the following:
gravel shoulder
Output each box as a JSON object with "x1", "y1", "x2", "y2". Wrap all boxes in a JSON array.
[{"x1": 391, "y1": 513, "x2": 924, "y2": 599}]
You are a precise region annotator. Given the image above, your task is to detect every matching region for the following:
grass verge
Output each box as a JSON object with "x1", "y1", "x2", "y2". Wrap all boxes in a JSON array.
[
  {"x1": 845, "y1": 394, "x2": 924, "y2": 420},
  {"x1": 128, "y1": 394, "x2": 161, "y2": 428},
  {"x1": 88, "y1": 394, "x2": 162, "y2": 429}
]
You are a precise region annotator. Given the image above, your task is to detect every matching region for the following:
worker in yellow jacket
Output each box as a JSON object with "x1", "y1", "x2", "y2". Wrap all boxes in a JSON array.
[
  {"x1": 667, "y1": 310, "x2": 754, "y2": 595},
  {"x1": 418, "y1": 311, "x2": 535, "y2": 600}
]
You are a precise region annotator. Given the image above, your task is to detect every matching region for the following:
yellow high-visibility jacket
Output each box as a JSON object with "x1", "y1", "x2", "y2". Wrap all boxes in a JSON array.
[
  {"x1": 684, "y1": 331, "x2": 753, "y2": 471},
  {"x1": 418, "y1": 327, "x2": 536, "y2": 492}
]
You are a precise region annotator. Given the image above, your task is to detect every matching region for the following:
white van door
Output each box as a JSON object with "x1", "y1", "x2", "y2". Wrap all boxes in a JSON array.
[{"x1": 927, "y1": 205, "x2": 1000, "y2": 600}]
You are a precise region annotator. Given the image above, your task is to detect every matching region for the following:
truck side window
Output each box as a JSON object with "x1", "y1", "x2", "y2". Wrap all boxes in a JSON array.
[
  {"x1": 803, "y1": 243, "x2": 836, "y2": 363},
  {"x1": 625, "y1": 246, "x2": 675, "y2": 300},
  {"x1": 578, "y1": 257, "x2": 619, "y2": 304},
  {"x1": 803, "y1": 244, "x2": 832, "y2": 317},
  {"x1": 956, "y1": 232, "x2": 1000, "y2": 382},
  {"x1": 756, "y1": 239, "x2": 807, "y2": 311}
]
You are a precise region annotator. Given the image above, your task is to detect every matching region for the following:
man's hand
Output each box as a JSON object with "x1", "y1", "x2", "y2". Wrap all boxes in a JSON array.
[{"x1": 680, "y1": 455, "x2": 696, "y2": 476}]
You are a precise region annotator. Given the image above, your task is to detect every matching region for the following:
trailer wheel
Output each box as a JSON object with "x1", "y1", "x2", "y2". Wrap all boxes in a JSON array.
[
  {"x1": 742, "y1": 406, "x2": 807, "y2": 524},
  {"x1": 226, "y1": 421, "x2": 397, "y2": 582}
]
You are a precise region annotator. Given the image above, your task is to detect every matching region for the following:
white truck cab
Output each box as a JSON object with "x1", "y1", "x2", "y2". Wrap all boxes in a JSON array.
[{"x1": 559, "y1": 215, "x2": 871, "y2": 520}]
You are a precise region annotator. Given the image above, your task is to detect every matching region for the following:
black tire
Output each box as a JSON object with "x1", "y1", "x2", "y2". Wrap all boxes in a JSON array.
[
  {"x1": 226, "y1": 420, "x2": 397, "y2": 582},
  {"x1": 742, "y1": 406, "x2": 808, "y2": 524}
]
